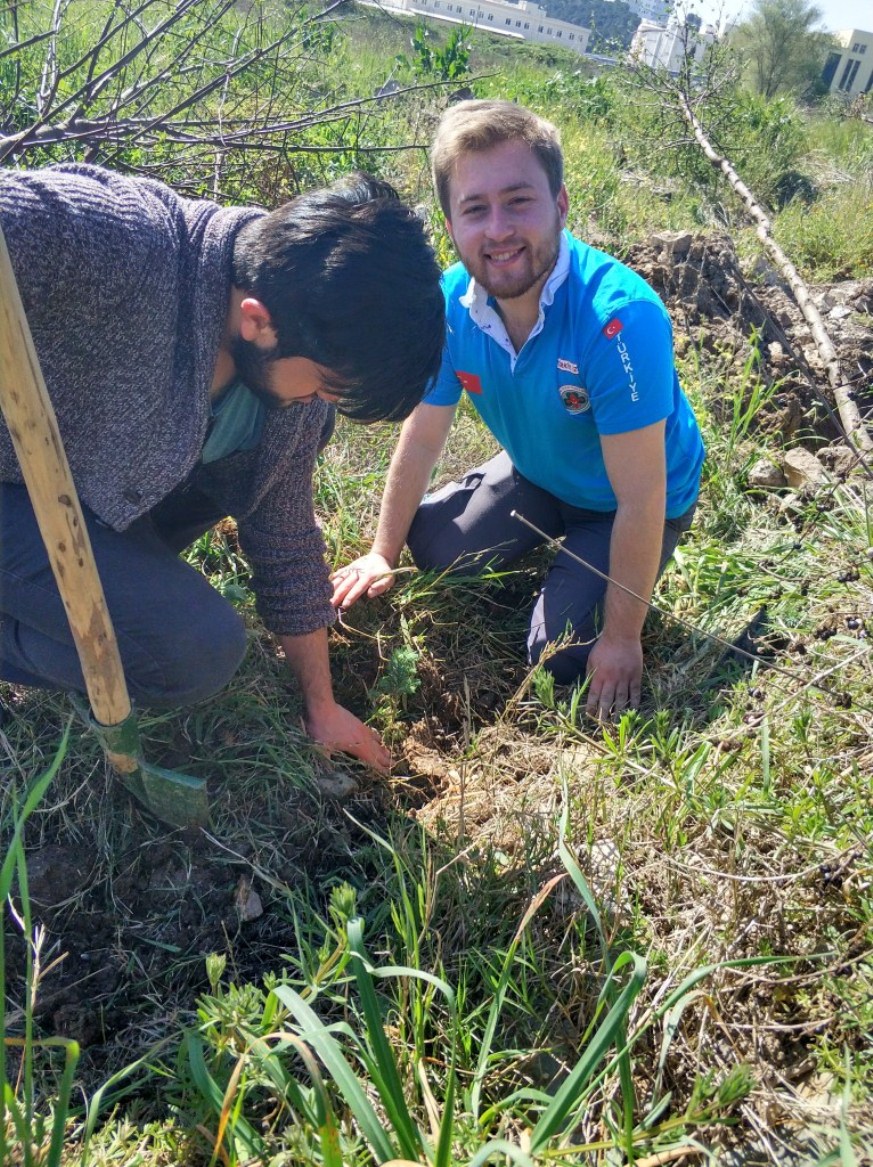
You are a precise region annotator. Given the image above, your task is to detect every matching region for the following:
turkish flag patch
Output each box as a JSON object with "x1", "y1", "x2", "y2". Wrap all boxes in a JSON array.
[
  {"x1": 457, "y1": 371, "x2": 483, "y2": 395},
  {"x1": 603, "y1": 318, "x2": 624, "y2": 339}
]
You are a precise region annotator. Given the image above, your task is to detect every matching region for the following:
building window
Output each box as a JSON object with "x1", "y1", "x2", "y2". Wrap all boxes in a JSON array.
[
  {"x1": 524, "y1": 21, "x2": 529, "y2": 27},
  {"x1": 516, "y1": 19, "x2": 521, "y2": 25},
  {"x1": 469, "y1": 7, "x2": 475, "y2": 13},
  {"x1": 538, "y1": 23, "x2": 543, "y2": 30},
  {"x1": 839, "y1": 56, "x2": 860, "y2": 89},
  {"x1": 569, "y1": 31, "x2": 574, "y2": 38},
  {"x1": 505, "y1": 16, "x2": 511, "y2": 23},
  {"x1": 556, "y1": 29, "x2": 561, "y2": 36},
  {"x1": 859, "y1": 44, "x2": 867, "y2": 54},
  {"x1": 822, "y1": 50, "x2": 841, "y2": 85},
  {"x1": 487, "y1": 12, "x2": 493, "y2": 18}
]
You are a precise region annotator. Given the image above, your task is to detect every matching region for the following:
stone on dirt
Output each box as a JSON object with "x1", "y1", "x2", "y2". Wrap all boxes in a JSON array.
[
  {"x1": 748, "y1": 458, "x2": 787, "y2": 489},
  {"x1": 784, "y1": 448, "x2": 827, "y2": 489}
]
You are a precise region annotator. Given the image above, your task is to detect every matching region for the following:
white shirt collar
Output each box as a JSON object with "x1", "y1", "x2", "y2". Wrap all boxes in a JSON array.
[{"x1": 459, "y1": 233, "x2": 570, "y2": 368}]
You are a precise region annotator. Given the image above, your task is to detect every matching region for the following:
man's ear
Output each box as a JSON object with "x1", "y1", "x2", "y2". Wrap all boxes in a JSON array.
[
  {"x1": 239, "y1": 297, "x2": 278, "y2": 347},
  {"x1": 557, "y1": 185, "x2": 569, "y2": 228}
]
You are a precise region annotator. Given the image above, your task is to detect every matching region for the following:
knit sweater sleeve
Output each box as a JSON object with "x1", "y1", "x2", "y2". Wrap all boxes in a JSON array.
[
  {"x1": 235, "y1": 403, "x2": 336, "y2": 638},
  {"x1": 0, "y1": 165, "x2": 172, "y2": 317}
]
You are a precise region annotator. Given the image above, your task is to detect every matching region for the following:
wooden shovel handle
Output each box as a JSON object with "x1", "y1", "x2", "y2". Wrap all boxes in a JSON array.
[{"x1": 0, "y1": 223, "x2": 131, "y2": 726}]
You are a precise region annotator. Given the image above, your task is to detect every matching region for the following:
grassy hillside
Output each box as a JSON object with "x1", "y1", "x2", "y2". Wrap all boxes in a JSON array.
[{"x1": 1, "y1": 3, "x2": 871, "y2": 1164}]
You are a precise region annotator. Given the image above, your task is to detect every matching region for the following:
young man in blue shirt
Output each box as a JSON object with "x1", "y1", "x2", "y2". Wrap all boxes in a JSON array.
[{"x1": 332, "y1": 101, "x2": 704, "y2": 718}]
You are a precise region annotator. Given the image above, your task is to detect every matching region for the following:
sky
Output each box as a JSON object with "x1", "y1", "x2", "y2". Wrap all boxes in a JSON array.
[{"x1": 690, "y1": 0, "x2": 866, "y2": 34}]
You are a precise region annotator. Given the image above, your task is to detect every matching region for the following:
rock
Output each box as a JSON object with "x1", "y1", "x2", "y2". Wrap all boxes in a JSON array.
[
  {"x1": 784, "y1": 448, "x2": 826, "y2": 489},
  {"x1": 650, "y1": 230, "x2": 692, "y2": 260},
  {"x1": 767, "y1": 341, "x2": 787, "y2": 366},
  {"x1": 234, "y1": 875, "x2": 264, "y2": 923},
  {"x1": 315, "y1": 770, "x2": 358, "y2": 800},
  {"x1": 588, "y1": 838, "x2": 621, "y2": 892},
  {"x1": 822, "y1": 443, "x2": 861, "y2": 477},
  {"x1": 748, "y1": 458, "x2": 787, "y2": 489}
]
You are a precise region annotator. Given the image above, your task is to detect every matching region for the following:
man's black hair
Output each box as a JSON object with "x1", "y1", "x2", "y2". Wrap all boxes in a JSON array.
[{"x1": 233, "y1": 173, "x2": 445, "y2": 423}]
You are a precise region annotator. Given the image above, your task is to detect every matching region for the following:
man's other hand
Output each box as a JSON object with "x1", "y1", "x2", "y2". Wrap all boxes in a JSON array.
[
  {"x1": 584, "y1": 636, "x2": 643, "y2": 720},
  {"x1": 304, "y1": 700, "x2": 391, "y2": 772},
  {"x1": 330, "y1": 553, "x2": 396, "y2": 610}
]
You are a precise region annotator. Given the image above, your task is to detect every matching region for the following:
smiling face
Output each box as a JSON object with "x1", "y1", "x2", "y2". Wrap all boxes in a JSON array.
[{"x1": 445, "y1": 139, "x2": 568, "y2": 307}]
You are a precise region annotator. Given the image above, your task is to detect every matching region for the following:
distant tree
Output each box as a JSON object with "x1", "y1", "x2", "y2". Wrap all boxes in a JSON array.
[{"x1": 730, "y1": 0, "x2": 834, "y2": 98}]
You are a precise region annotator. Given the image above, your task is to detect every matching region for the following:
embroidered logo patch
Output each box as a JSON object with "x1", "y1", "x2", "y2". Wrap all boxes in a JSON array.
[
  {"x1": 559, "y1": 385, "x2": 590, "y2": 414},
  {"x1": 603, "y1": 318, "x2": 623, "y2": 339},
  {"x1": 457, "y1": 371, "x2": 483, "y2": 395},
  {"x1": 557, "y1": 357, "x2": 579, "y2": 374}
]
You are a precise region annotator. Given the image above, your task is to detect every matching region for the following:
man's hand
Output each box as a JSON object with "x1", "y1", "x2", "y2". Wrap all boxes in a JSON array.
[
  {"x1": 279, "y1": 627, "x2": 389, "y2": 771},
  {"x1": 330, "y1": 553, "x2": 396, "y2": 611},
  {"x1": 304, "y1": 700, "x2": 391, "y2": 772},
  {"x1": 585, "y1": 635, "x2": 643, "y2": 719}
]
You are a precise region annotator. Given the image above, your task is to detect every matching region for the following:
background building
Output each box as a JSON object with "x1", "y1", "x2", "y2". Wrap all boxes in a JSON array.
[
  {"x1": 822, "y1": 29, "x2": 873, "y2": 96},
  {"x1": 359, "y1": 0, "x2": 591, "y2": 55},
  {"x1": 630, "y1": 15, "x2": 715, "y2": 72}
]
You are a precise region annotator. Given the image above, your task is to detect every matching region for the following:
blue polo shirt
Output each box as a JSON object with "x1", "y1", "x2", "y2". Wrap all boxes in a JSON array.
[{"x1": 424, "y1": 232, "x2": 704, "y2": 518}]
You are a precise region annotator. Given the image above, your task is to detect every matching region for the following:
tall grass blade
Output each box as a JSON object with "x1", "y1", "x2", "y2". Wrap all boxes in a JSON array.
[
  {"x1": 46, "y1": 1037, "x2": 80, "y2": 1167},
  {"x1": 528, "y1": 950, "x2": 647, "y2": 1151},
  {"x1": 182, "y1": 1033, "x2": 264, "y2": 1160},
  {"x1": 347, "y1": 916, "x2": 437, "y2": 1161},
  {"x1": 471, "y1": 873, "x2": 565, "y2": 1123},
  {"x1": 1, "y1": 729, "x2": 69, "y2": 1167},
  {"x1": 467, "y1": 1139, "x2": 537, "y2": 1166},
  {"x1": 558, "y1": 785, "x2": 637, "y2": 1157},
  {"x1": 271, "y1": 984, "x2": 398, "y2": 1162},
  {"x1": 81, "y1": 1037, "x2": 175, "y2": 1161}
]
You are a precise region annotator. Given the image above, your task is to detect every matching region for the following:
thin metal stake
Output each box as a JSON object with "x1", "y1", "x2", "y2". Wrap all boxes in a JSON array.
[{"x1": 510, "y1": 509, "x2": 869, "y2": 707}]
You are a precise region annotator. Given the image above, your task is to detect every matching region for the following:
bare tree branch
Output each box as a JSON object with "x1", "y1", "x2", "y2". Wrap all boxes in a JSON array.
[
  {"x1": 626, "y1": 29, "x2": 871, "y2": 453},
  {"x1": 675, "y1": 90, "x2": 871, "y2": 451}
]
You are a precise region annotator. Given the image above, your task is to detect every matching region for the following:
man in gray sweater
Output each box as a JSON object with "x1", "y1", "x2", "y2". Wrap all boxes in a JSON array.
[{"x1": 0, "y1": 164, "x2": 444, "y2": 770}]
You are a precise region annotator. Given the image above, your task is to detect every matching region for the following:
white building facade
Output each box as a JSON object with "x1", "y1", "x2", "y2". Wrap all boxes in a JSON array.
[
  {"x1": 630, "y1": 16, "x2": 715, "y2": 72},
  {"x1": 822, "y1": 29, "x2": 873, "y2": 96},
  {"x1": 359, "y1": 0, "x2": 591, "y2": 55}
]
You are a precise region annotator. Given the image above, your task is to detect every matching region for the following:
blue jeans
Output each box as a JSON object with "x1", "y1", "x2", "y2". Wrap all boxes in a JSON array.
[
  {"x1": 407, "y1": 451, "x2": 697, "y2": 684},
  {"x1": 0, "y1": 481, "x2": 246, "y2": 708}
]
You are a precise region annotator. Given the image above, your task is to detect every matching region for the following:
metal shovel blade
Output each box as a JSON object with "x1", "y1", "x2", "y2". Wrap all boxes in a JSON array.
[{"x1": 89, "y1": 709, "x2": 210, "y2": 829}]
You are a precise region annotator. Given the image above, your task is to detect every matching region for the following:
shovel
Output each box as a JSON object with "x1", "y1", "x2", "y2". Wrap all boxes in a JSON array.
[{"x1": 0, "y1": 224, "x2": 210, "y2": 828}]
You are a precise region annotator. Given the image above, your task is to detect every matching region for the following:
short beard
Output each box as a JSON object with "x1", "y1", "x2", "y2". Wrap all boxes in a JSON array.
[
  {"x1": 464, "y1": 212, "x2": 562, "y2": 302},
  {"x1": 228, "y1": 335, "x2": 288, "y2": 410}
]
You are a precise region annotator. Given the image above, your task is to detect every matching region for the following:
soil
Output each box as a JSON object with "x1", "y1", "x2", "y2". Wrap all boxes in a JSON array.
[
  {"x1": 624, "y1": 231, "x2": 873, "y2": 442},
  {"x1": 3, "y1": 231, "x2": 871, "y2": 1154}
]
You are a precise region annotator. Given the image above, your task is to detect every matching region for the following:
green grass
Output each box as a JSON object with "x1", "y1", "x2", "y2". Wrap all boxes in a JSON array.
[{"x1": 2, "y1": 8, "x2": 873, "y2": 1164}]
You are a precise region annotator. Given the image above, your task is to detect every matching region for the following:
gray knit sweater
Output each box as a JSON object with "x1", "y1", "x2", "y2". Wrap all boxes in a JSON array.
[{"x1": 0, "y1": 164, "x2": 335, "y2": 637}]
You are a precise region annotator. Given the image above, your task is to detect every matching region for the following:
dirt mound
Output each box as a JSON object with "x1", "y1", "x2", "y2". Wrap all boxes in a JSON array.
[{"x1": 624, "y1": 232, "x2": 873, "y2": 440}]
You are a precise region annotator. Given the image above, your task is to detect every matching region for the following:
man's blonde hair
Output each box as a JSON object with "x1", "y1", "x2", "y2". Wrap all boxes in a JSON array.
[{"x1": 431, "y1": 100, "x2": 564, "y2": 217}]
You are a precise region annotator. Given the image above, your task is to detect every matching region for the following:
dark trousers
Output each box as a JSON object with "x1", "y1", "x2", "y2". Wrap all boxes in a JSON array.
[
  {"x1": 0, "y1": 482, "x2": 246, "y2": 708},
  {"x1": 407, "y1": 451, "x2": 696, "y2": 684}
]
